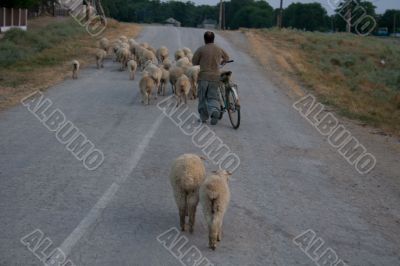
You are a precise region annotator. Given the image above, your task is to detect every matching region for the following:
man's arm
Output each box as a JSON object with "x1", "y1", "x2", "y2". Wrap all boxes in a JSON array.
[
  {"x1": 192, "y1": 48, "x2": 201, "y2": 66},
  {"x1": 220, "y1": 48, "x2": 230, "y2": 65}
]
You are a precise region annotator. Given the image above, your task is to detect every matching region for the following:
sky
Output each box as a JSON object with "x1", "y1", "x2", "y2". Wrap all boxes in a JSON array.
[{"x1": 186, "y1": 0, "x2": 399, "y2": 15}]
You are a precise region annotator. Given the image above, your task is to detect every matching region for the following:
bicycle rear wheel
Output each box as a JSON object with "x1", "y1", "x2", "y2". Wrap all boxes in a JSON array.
[{"x1": 227, "y1": 87, "x2": 240, "y2": 129}]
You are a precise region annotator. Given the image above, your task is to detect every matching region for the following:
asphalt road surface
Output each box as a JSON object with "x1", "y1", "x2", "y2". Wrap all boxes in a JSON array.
[{"x1": 1, "y1": 26, "x2": 399, "y2": 266}]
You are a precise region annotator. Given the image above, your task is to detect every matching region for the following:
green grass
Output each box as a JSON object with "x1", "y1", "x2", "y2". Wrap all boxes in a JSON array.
[
  {"x1": 0, "y1": 19, "x2": 85, "y2": 68},
  {"x1": 254, "y1": 28, "x2": 400, "y2": 134}
]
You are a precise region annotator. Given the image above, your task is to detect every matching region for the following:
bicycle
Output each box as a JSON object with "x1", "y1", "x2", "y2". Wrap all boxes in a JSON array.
[{"x1": 218, "y1": 60, "x2": 241, "y2": 129}]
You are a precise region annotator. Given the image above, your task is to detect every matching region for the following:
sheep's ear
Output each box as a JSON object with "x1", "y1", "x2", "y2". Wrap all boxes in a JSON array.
[
  {"x1": 227, "y1": 171, "x2": 233, "y2": 176},
  {"x1": 212, "y1": 170, "x2": 218, "y2": 174},
  {"x1": 200, "y1": 156, "x2": 207, "y2": 161}
]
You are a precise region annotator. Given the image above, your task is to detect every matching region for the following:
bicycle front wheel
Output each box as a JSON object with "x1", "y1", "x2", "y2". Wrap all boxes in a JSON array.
[{"x1": 227, "y1": 86, "x2": 240, "y2": 129}]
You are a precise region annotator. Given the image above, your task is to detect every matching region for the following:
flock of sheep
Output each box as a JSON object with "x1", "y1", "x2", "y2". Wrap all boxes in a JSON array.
[
  {"x1": 71, "y1": 37, "x2": 231, "y2": 250},
  {"x1": 72, "y1": 35, "x2": 201, "y2": 106},
  {"x1": 170, "y1": 154, "x2": 232, "y2": 251}
]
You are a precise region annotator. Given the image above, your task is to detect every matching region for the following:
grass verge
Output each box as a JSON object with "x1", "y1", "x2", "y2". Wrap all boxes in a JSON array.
[
  {"x1": 0, "y1": 16, "x2": 141, "y2": 111},
  {"x1": 244, "y1": 28, "x2": 400, "y2": 135}
]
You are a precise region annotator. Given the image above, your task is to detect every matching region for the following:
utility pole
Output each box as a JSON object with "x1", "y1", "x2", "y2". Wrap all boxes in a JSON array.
[
  {"x1": 277, "y1": 0, "x2": 283, "y2": 28},
  {"x1": 219, "y1": 0, "x2": 223, "y2": 30},
  {"x1": 394, "y1": 13, "x2": 397, "y2": 34}
]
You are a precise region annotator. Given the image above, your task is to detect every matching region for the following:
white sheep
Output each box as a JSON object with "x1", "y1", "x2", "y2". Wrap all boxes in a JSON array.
[
  {"x1": 127, "y1": 60, "x2": 138, "y2": 80},
  {"x1": 185, "y1": 66, "x2": 200, "y2": 99},
  {"x1": 169, "y1": 154, "x2": 206, "y2": 233},
  {"x1": 119, "y1": 35, "x2": 128, "y2": 43},
  {"x1": 186, "y1": 52, "x2": 193, "y2": 63},
  {"x1": 169, "y1": 66, "x2": 184, "y2": 94},
  {"x1": 199, "y1": 170, "x2": 232, "y2": 250},
  {"x1": 175, "y1": 74, "x2": 191, "y2": 106},
  {"x1": 182, "y1": 47, "x2": 192, "y2": 56},
  {"x1": 159, "y1": 66, "x2": 170, "y2": 96},
  {"x1": 118, "y1": 48, "x2": 131, "y2": 71},
  {"x1": 163, "y1": 58, "x2": 172, "y2": 70},
  {"x1": 156, "y1": 46, "x2": 169, "y2": 64},
  {"x1": 139, "y1": 72, "x2": 156, "y2": 105},
  {"x1": 140, "y1": 42, "x2": 149, "y2": 49},
  {"x1": 139, "y1": 49, "x2": 157, "y2": 70},
  {"x1": 176, "y1": 57, "x2": 192, "y2": 70},
  {"x1": 99, "y1": 37, "x2": 110, "y2": 53},
  {"x1": 95, "y1": 49, "x2": 107, "y2": 69},
  {"x1": 175, "y1": 49, "x2": 185, "y2": 61},
  {"x1": 72, "y1": 60, "x2": 80, "y2": 79},
  {"x1": 144, "y1": 61, "x2": 162, "y2": 98}
]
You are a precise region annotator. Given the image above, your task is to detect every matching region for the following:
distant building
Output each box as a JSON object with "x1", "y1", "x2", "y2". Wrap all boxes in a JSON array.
[
  {"x1": 200, "y1": 19, "x2": 217, "y2": 29},
  {"x1": 165, "y1": 17, "x2": 181, "y2": 27}
]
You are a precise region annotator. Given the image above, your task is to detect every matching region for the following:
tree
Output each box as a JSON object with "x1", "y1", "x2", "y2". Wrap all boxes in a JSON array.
[
  {"x1": 379, "y1": 9, "x2": 400, "y2": 33},
  {"x1": 283, "y1": 3, "x2": 330, "y2": 31},
  {"x1": 334, "y1": 0, "x2": 377, "y2": 33}
]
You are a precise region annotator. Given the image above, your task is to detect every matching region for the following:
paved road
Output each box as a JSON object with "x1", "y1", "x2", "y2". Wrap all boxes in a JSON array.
[{"x1": 1, "y1": 26, "x2": 399, "y2": 266}]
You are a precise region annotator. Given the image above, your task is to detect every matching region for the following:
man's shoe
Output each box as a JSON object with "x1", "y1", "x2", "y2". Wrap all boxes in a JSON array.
[{"x1": 210, "y1": 111, "x2": 220, "y2": 125}]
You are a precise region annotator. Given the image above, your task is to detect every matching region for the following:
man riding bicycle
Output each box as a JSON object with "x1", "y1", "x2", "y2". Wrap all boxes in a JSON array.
[{"x1": 193, "y1": 31, "x2": 230, "y2": 125}]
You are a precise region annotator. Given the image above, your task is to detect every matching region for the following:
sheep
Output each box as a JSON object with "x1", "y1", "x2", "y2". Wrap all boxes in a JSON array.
[
  {"x1": 163, "y1": 58, "x2": 172, "y2": 70},
  {"x1": 144, "y1": 61, "x2": 162, "y2": 97},
  {"x1": 169, "y1": 154, "x2": 206, "y2": 233},
  {"x1": 175, "y1": 49, "x2": 185, "y2": 61},
  {"x1": 127, "y1": 60, "x2": 138, "y2": 80},
  {"x1": 128, "y1": 38, "x2": 138, "y2": 49},
  {"x1": 176, "y1": 57, "x2": 192, "y2": 70},
  {"x1": 95, "y1": 49, "x2": 107, "y2": 69},
  {"x1": 156, "y1": 46, "x2": 169, "y2": 64},
  {"x1": 119, "y1": 35, "x2": 128, "y2": 43},
  {"x1": 182, "y1": 47, "x2": 192, "y2": 56},
  {"x1": 139, "y1": 49, "x2": 157, "y2": 70},
  {"x1": 147, "y1": 46, "x2": 157, "y2": 55},
  {"x1": 199, "y1": 170, "x2": 232, "y2": 250},
  {"x1": 169, "y1": 66, "x2": 185, "y2": 94},
  {"x1": 140, "y1": 42, "x2": 149, "y2": 49},
  {"x1": 99, "y1": 37, "x2": 110, "y2": 53},
  {"x1": 175, "y1": 74, "x2": 191, "y2": 106},
  {"x1": 118, "y1": 48, "x2": 131, "y2": 71},
  {"x1": 159, "y1": 66, "x2": 170, "y2": 96},
  {"x1": 186, "y1": 52, "x2": 193, "y2": 63},
  {"x1": 72, "y1": 60, "x2": 80, "y2": 79},
  {"x1": 139, "y1": 72, "x2": 156, "y2": 105},
  {"x1": 185, "y1": 65, "x2": 200, "y2": 99}
]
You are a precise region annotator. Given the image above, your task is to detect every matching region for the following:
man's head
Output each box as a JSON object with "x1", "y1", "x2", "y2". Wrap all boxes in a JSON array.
[{"x1": 204, "y1": 31, "x2": 215, "y2": 44}]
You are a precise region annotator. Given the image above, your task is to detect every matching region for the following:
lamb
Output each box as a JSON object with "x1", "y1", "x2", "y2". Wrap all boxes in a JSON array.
[
  {"x1": 169, "y1": 154, "x2": 206, "y2": 233},
  {"x1": 156, "y1": 46, "x2": 169, "y2": 64},
  {"x1": 175, "y1": 74, "x2": 191, "y2": 106},
  {"x1": 147, "y1": 46, "x2": 157, "y2": 55},
  {"x1": 139, "y1": 72, "x2": 156, "y2": 105},
  {"x1": 127, "y1": 60, "x2": 138, "y2": 80},
  {"x1": 199, "y1": 170, "x2": 232, "y2": 250},
  {"x1": 169, "y1": 66, "x2": 184, "y2": 94},
  {"x1": 95, "y1": 49, "x2": 107, "y2": 69},
  {"x1": 186, "y1": 52, "x2": 193, "y2": 63},
  {"x1": 99, "y1": 37, "x2": 110, "y2": 53},
  {"x1": 72, "y1": 60, "x2": 80, "y2": 79},
  {"x1": 159, "y1": 66, "x2": 170, "y2": 96},
  {"x1": 144, "y1": 61, "x2": 162, "y2": 97},
  {"x1": 185, "y1": 65, "x2": 200, "y2": 99},
  {"x1": 175, "y1": 49, "x2": 185, "y2": 61}
]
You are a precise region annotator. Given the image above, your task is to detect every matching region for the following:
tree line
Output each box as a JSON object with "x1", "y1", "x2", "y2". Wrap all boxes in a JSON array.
[{"x1": 4, "y1": 0, "x2": 400, "y2": 33}]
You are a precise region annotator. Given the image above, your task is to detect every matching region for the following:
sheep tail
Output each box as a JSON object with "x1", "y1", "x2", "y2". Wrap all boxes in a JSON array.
[
  {"x1": 211, "y1": 198, "x2": 216, "y2": 215},
  {"x1": 184, "y1": 191, "x2": 188, "y2": 217}
]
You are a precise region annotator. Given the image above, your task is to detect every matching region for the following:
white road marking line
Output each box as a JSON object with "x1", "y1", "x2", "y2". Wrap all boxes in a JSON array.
[{"x1": 55, "y1": 113, "x2": 165, "y2": 258}]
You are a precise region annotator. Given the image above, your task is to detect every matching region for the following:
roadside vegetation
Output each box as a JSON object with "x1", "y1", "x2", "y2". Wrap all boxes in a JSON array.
[
  {"x1": 0, "y1": 16, "x2": 141, "y2": 111},
  {"x1": 245, "y1": 28, "x2": 400, "y2": 135}
]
